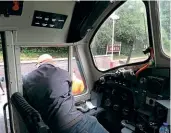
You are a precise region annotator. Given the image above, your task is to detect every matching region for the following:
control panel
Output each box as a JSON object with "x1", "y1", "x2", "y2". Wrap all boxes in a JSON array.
[{"x1": 32, "y1": 10, "x2": 67, "y2": 29}]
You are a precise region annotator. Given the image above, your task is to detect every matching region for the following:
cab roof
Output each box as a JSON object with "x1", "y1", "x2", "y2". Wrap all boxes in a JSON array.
[{"x1": 0, "y1": 1, "x2": 112, "y2": 45}]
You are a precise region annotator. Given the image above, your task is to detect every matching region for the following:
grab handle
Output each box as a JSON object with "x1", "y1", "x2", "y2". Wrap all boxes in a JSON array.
[{"x1": 3, "y1": 103, "x2": 9, "y2": 133}]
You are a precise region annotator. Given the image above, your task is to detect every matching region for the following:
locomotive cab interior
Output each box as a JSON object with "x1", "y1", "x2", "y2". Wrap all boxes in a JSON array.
[{"x1": 0, "y1": 1, "x2": 170, "y2": 133}]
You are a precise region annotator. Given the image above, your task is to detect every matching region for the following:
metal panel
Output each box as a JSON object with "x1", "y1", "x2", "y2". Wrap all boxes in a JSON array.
[
  {"x1": 14, "y1": 46, "x2": 22, "y2": 95},
  {"x1": 4, "y1": 31, "x2": 23, "y2": 133},
  {"x1": 73, "y1": 45, "x2": 91, "y2": 102},
  {"x1": 0, "y1": 1, "x2": 75, "y2": 44},
  {"x1": 68, "y1": 46, "x2": 73, "y2": 77},
  {"x1": 5, "y1": 31, "x2": 19, "y2": 94},
  {"x1": 148, "y1": 1, "x2": 170, "y2": 67}
]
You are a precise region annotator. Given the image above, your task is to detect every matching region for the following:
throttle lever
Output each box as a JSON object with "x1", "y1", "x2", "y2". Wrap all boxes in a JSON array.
[
  {"x1": 125, "y1": 120, "x2": 135, "y2": 126},
  {"x1": 121, "y1": 120, "x2": 135, "y2": 131}
]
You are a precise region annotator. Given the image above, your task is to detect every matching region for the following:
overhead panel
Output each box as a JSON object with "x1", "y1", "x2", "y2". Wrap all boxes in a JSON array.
[
  {"x1": 0, "y1": 1, "x2": 75, "y2": 46},
  {"x1": 32, "y1": 10, "x2": 67, "y2": 29}
]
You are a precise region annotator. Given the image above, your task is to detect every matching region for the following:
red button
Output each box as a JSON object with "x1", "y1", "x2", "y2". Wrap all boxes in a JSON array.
[{"x1": 12, "y1": 1, "x2": 19, "y2": 11}]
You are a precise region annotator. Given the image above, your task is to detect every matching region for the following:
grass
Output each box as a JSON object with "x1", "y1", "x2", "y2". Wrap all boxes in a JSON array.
[
  {"x1": 20, "y1": 52, "x2": 68, "y2": 61},
  {"x1": 0, "y1": 52, "x2": 149, "y2": 62},
  {"x1": 0, "y1": 52, "x2": 68, "y2": 62},
  {"x1": 0, "y1": 50, "x2": 168, "y2": 63}
]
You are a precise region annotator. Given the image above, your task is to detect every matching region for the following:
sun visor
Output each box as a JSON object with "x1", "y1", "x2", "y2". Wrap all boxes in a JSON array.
[{"x1": 66, "y1": 1, "x2": 110, "y2": 43}]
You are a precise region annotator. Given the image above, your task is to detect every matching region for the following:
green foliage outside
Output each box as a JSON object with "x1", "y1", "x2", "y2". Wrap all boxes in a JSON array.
[
  {"x1": 91, "y1": 0, "x2": 170, "y2": 59},
  {"x1": 20, "y1": 47, "x2": 68, "y2": 60},
  {"x1": 0, "y1": 47, "x2": 68, "y2": 62},
  {"x1": 159, "y1": 1, "x2": 170, "y2": 55}
]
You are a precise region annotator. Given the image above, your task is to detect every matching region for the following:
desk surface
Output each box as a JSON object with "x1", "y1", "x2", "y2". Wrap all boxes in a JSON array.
[{"x1": 156, "y1": 100, "x2": 170, "y2": 109}]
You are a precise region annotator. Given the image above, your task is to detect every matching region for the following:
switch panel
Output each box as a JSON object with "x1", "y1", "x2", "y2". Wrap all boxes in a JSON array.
[{"x1": 32, "y1": 10, "x2": 67, "y2": 29}]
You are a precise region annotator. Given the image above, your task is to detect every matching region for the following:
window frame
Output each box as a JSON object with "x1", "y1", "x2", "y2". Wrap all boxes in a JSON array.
[
  {"x1": 72, "y1": 46, "x2": 89, "y2": 97},
  {"x1": 1, "y1": 32, "x2": 15, "y2": 133},
  {"x1": 89, "y1": 1, "x2": 153, "y2": 72},
  {"x1": 20, "y1": 45, "x2": 88, "y2": 97}
]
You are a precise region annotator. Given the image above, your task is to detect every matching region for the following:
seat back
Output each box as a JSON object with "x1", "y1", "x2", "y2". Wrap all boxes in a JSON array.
[{"x1": 11, "y1": 92, "x2": 51, "y2": 133}]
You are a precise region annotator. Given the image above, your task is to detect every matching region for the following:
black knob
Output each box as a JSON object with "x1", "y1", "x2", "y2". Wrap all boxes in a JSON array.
[
  {"x1": 122, "y1": 108, "x2": 129, "y2": 116},
  {"x1": 104, "y1": 99, "x2": 111, "y2": 107},
  {"x1": 113, "y1": 104, "x2": 119, "y2": 111}
]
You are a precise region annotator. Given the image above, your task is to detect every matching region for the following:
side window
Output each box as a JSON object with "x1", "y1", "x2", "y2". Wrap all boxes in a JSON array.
[
  {"x1": 20, "y1": 47, "x2": 69, "y2": 75},
  {"x1": 20, "y1": 46, "x2": 86, "y2": 96},
  {"x1": 159, "y1": 1, "x2": 170, "y2": 57},
  {"x1": 90, "y1": 0, "x2": 149, "y2": 71},
  {"x1": 71, "y1": 49, "x2": 87, "y2": 96}
]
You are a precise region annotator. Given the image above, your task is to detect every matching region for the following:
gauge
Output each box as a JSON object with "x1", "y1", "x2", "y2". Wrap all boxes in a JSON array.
[
  {"x1": 104, "y1": 98, "x2": 111, "y2": 107},
  {"x1": 113, "y1": 104, "x2": 119, "y2": 111},
  {"x1": 121, "y1": 93, "x2": 128, "y2": 101}
]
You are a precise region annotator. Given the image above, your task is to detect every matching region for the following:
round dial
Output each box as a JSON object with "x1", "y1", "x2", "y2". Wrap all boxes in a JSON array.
[{"x1": 104, "y1": 98, "x2": 111, "y2": 107}]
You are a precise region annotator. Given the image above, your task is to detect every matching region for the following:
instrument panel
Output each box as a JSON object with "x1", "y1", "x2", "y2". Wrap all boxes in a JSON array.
[
  {"x1": 94, "y1": 68, "x2": 170, "y2": 133},
  {"x1": 96, "y1": 68, "x2": 170, "y2": 120}
]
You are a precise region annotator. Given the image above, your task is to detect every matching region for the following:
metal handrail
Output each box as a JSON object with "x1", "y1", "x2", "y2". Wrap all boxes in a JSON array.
[{"x1": 3, "y1": 102, "x2": 9, "y2": 133}]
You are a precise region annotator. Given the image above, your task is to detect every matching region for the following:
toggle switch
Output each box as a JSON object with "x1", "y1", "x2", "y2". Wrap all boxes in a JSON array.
[
  {"x1": 52, "y1": 18, "x2": 56, "y2": 22},
  {"x1": 44, "y1": 18, "x2": 49, "y2": 21},
  {"x1": 42, "y1": 23, "x2": 47, "y2": 26},
  {"x1": 36, "y1": 16, "x2": 42, "y2": 19}
]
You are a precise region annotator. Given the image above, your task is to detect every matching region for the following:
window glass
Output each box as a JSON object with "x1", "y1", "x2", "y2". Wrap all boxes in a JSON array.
[
  {"x1": 159, "y1": 1, "x2": 170, "y2": 57},
  {"x1": 71, "y1": 50, "x2": 86, "y2": 96},
  {"x1": 90, "y1": 0, "x2": 149, "y2": 71},
  {"x1": 20, "y1": 47, "x2": 69, "y2": 75}
]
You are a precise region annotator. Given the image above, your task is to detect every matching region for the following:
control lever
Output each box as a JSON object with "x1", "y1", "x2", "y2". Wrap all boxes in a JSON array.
[{"x1": 125, "y1": 120, "x2": 135, "y2": 126}]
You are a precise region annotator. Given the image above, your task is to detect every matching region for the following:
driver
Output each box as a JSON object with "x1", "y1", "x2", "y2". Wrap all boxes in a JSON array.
[{"x1": 23, "y1": 54, "x2": 108, "y2": 133}]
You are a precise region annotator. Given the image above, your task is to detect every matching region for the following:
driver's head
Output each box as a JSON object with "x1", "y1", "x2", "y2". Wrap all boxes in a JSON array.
[{"x1": 36, "y1": 54, "x2": 54, "y2": 68}]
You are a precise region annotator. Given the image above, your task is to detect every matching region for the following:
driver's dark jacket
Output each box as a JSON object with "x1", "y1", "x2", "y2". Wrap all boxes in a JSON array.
[{"x1": 22, "y1": 63, "x2": 83, "y2": 132}]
